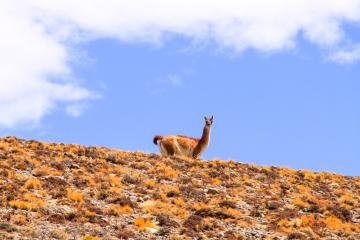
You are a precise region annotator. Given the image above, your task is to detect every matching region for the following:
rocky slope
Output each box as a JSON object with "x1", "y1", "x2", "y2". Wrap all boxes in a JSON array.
[{"x1": 0, "y1": 136, "x2": 359, "y2": 240}]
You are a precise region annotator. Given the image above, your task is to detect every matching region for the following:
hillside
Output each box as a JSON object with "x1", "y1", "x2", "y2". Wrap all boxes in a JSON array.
[{"x1": 0, "y1": 137, "x2": 359, "y2": 240}]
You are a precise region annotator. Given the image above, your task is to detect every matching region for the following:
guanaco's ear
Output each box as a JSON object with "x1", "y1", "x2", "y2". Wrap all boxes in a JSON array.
[
  {"x1": 204, "y1": 116, "x2": 208, "y2": 121},
  {"x1": 210, "y1": 115, "x2": 214, "y2": 121}
]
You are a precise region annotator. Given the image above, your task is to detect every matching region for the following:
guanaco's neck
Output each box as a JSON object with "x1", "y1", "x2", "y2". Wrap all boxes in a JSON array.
[
  {"x1": 192, "y1": 123, "x2": 211, "y2": 159},
  {"x1": 199, "y1": 124, "x2": 211, "y2": 145}
]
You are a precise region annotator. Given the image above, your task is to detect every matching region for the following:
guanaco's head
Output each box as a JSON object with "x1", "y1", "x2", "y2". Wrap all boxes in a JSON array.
[{"x1": 204, "y1": 115, "x2": 214, "y2": 126}]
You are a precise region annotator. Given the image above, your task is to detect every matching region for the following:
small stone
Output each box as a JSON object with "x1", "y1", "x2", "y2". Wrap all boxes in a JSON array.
[
  {"x1": 266, "y1": 201, "x2": 281, "y2": 210},
  {"x1": 206, "y1": 188, "x2": 219, "y2": 195},
  {"x1": 287, "y1": 232, "x2": 307, "y2": 239},
  {"x1": 145, "y1": 227, "x2": 158, "y2": 234}
]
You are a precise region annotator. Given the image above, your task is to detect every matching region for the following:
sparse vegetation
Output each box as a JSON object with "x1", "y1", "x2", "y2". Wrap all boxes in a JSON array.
[{"x1": 0, "y1": 136, "x2": 358, "y2": 239}]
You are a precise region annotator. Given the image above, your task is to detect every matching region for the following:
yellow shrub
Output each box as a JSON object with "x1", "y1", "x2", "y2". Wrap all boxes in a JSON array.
[
  {"x1": 173, "y1": 198, "x2": 185, "y2": 207},
  {"x1": 303, "y1": 192, "x2": 318, "y2": 203},
  {"x1": 28, "y1": 158, "x2": 41, "y2": 167},
  {"x1": 6, "y1": 170, "x2": 14, "y2": 179},
  {"x1": 10, "y1": 214, "x2": 27, "y2": 225},
  {"x1": 84, "y1": 211, "x2": 96, "y2": 217},
  {"x1": 299, "y1": 214, "x2": 315, "y2": 227},
  {"x1": 108, "y1": 204, "x2": 133, "y2": 215},
  {"x1": 82, "y1": 236, "x2": 100, "y2": 240},
  {"x1": 33, "y1": 166, "x2": 61, "y2": 176},
  {"x1": 279, "y1": 167, "x2": 297, "y2": 175},
  {"x1": 80, "y1": 175, "x2": 96, "y2": 186},
  {"x1": 318, "y1": 199, "x2": 330, "y2": 209},
  {"x1": 24, "y1": 178, "x2": 42, "y2": 189},
  {"x1": 204, "y1": 218, "x2": 212, "y2": 228},
  {"x1": 160, "y1": 185, "x2": 180, "y2": 195},
  {"x1": 67, "y1": 188, "x2": 84, "y2": 203},
  {"x1": 159, "y1": 192, "x2": 167, "y2": 201},
  {"x1": 297, "y1": 185, "x2": 310, "y2": 193},
  {"x1": 211, "y1": 178, "x2": 222, "y2": 185},
  {"x1": 9, "y1": 193, "x2": 45, "y2": 210},
  {"x1": 108, "y1": 174, "x2": 121, "y2": 187},
  {"x1": 277, "y1": 219, "x2": 288, "y2": 228},
  {"x1": 174, "y1": 208, "x2": 188, "y2": 219},
  {"x1": 9, "y1": 200, "x2": 32, "y2": 210},
  {"x1": 108, "y1": 187, "x2": 121, "y2": 194},
  {"x1": 14, "y1": 173, "x2": 27, "y2": 181},
  {"x1": 338, "y1": 192, "x2": 358, "y2": 207},
  {"x1": 23, "y1": 193, "x2": 45, "y2": 209},
  {"x1": 192, "y1": 202, "x2": 208, "y2": 211},
  {"x1": 157, "y1": 166, "x2": 179, "y2": 179},
  {"x1": 300, "y1": 170, "x2": 315, "y2": 182},
  {"x1": 49, "y1": 229, "x2": 68, "y2": 240},
  {"x1": 141, "y1": 200, "x2": 168, "y2": 214},
  {"x1": 355, "y1": 178, "x2": 360, "y2": 188},
  {"x1": 0, "y1": 142, "x2": 8, "y2": 150},
  {"x1": 320, "y1": 216, "x2": 360, "y2": 233},
  {"x1": 236, "y1": 219, "x2": 251, "y2": 228},
  {"x1": 334, "y1": 189, "x2": 344, "y2": 197},
  {"x1": 223, "y1": 208, "x2": 242, "y2": 219},
  {"x1": 287, "y1": 176, "x2": 298, "y2": 184},
  {"x1": 134, "y1": 218, "x2": 158, "y2": 231},
  {"x1": 293, "y1": 198, "x2": 310, "y2": 209},
  {"x1": 143, "y1": 179, "x2": 156, "y2": 188},
  {"x1": 10, "y1": 146, "x2": 25, "y2": 154}
]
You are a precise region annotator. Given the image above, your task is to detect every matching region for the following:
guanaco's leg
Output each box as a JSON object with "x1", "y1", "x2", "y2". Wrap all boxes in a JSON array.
[
  {"x1": 160, "y1": 140, "x2": 175, "y2": 157},
  {"x1": 159, "y1": 142, "x2": 168, "y2": 157}
]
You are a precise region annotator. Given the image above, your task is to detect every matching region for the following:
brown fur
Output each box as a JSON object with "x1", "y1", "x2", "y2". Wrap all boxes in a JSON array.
[
  {"x1": 153, "y1": 116, "x2": 213, "y2": 159},
  {"x1": 176, "y1": 135, "x2": 200, "y2": 141},
  {"x1": 192, "y1": 124, "x2": 211, "y2": 159}
]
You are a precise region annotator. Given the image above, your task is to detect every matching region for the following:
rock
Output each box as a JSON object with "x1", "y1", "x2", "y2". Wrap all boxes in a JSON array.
[
  {"x1": 219, "y1": 200, "x2": 237, "y2": 209},
  {"x1": 108, "y1": 197, "x2": 138, "y2": 208},
  {"x1": 105, "y1": 152, "x2": 118, "y2": 163},
  {"x1": 156, "y1": 214, "x2": 180, "y2": 227},
  {"x1": 122, "y1": 174, "x2": 139, "y2": 184},
  {"x1": 195, "y1": 208, "x2": 233, "y2": 219},
  {"x1": 47, "y1": 214, "x2": 66, "y2": 224},
  {"x1": 145, "y1": 227, "x2": 158, "y2": 234},
  {"x1": 206, "y1": 188, "x2": 219, "y2": 195},
  {"x1": 327, "y1": 205, "x2": 352, "y2": 221},
  {"x1": 287, "y1": 232, "x2": 307, "y2": 239},
  {"x1": 266, "y1": 201, "x2": 282, "y2": 210},
  {"x1": 0, "y1": 222, "x2": 16, "y2": 232},
  {"x1": 329, "y1": 182, "x2": 340, "y2": 189},
  {"x1": 183, "y1": 215, "x2": 204, "y2": 231}
]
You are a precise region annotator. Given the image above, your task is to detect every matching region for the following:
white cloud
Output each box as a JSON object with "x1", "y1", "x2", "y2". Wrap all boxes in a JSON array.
[
  {"x1": 2, "y1": 0, "x2": 360, "y2": 127},
  {"x1": 65, "y1": 103, "x2": 88, "y2": 118},
  {"x1": 29, "y1": 0, "x2": 360, "y2": 51},
  {"x1": 150, "y1": 74, "x2": 182, "y2": 95},
  {"x1": 0, "y1": 1, "x2": 92, "y2": 128},
  {"x1": 328, "y1": 45, "x2": 360, "y2": 63},
  {"x1": 168, "y1": 75, "x2": 183, "y2": 87}
]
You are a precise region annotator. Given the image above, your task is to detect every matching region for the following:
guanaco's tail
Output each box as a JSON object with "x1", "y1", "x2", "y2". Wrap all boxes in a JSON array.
[{"x1": 153, "y1": 135, "x2": 163, "y2": 145}]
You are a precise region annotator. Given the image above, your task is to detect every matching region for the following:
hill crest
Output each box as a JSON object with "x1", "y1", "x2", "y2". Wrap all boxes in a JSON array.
[{"x1": 0, "y1": 136, "x2": 359, "y2": 239}]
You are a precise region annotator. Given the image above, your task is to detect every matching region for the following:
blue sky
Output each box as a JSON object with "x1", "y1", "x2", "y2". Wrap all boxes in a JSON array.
[{"x1": 1, "y1": 1, "x2": 360, "y2": 176}]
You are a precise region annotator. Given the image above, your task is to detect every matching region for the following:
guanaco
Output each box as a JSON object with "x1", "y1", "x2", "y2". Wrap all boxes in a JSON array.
[{"x1": 153, "y1": 116, "x2": 213, "y2": 159}]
